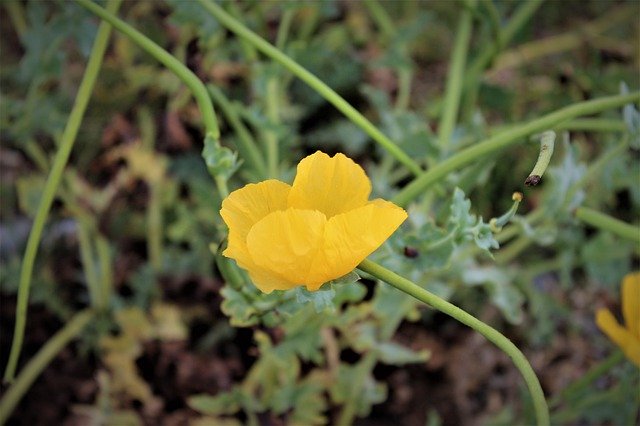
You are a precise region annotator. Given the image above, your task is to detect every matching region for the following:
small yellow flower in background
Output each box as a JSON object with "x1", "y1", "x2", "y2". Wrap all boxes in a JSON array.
[
  {"x1": 596, "y1": 272, "x2": 640, "y2": 367},
  {"x1": 220, "y1": 151, "x2": 407, "y2": 293}
]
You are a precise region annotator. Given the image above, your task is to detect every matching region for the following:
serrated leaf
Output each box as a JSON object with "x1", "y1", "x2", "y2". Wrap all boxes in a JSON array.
[{"x1": 220, "y1": 286, "x2": 259, "y2": 327}]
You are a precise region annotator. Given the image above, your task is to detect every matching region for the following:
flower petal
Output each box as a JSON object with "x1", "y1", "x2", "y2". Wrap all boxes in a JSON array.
[
  {"x1": 306, "y1": 199, "x2": 407, "y2": 290},
  {"x1": 246, "y1": 209, "x2": 327, "y2": 290},
  {"x1": 596, "y1": 308, "x2": 640, "y2": 367},
  {"x1": 622, "y1": 272, "x2": 640, "y2": 338},
  {"x1": 288, "y1": 151, "x2": 371, "y2": 218},
  {"x1": 220, "y1": 180, "x2": 291, "y2": 261}
]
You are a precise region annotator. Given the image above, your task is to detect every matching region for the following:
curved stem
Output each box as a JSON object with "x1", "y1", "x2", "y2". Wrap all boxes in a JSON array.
[
  {"x1": 392, "y1": 92, "x2": 640, "y2": 207},
  {"x1": 196, "y1": 0, "x2": 423, "y2": 177},
  {"x1": 74, "y1": 0, "x2": 219, "y2": 139},
  {"x1": 3, "y1": 0, "x2": 122, "y2": 383},
  {"x1": 575, "y1": 207, "x2": 640, "y2": 244},
  {"x1": 0, "y1": 310, "x2": 94, "y2": 423},
  {"x1": 357, "y1": 259, "x2": 550, "y2": 426},
  {"x1": 438, "y1": 0, "x2": 474, "y2": 150}
]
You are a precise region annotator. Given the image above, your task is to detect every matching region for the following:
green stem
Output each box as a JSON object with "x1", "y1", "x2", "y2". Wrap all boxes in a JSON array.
[
  {"x1": 496, "y1": 208, "x2": 546, "y2": 244},
  {"x1": 357, "y1": 259, "x2": 550, "y2": 426},
  {"x1": 275, "y1": 8, "x2": 295, "y2": 50},
  {"x1": 95, "y1": 235, "x2": 112, "y2": 311},
  {"x1": 392, "y1": 92, "x2": 640, "y2": 207},
  {"x1": 74, "y1": 0, "x2": 219, "y2": 139},
  {"x1": 3, "y1": 0, "x2": 122, "y2": 383},
  {"x1": 495, "y1": 236, "x2": 533, "y2": 264},
  {"x1": 438, "y1": 0, "x2": 474, "y2": 150},
  {"x1": 206, "y1": 85, "x2": 267, "y2": 178},
  {"x1": 196, "y1": 0, "x2": 423, "y2": 176},
  {"x1": 4, "y1": 0, "x2": 28, "y2": 39},
  {"x1": 76, "y1": 217, "x2": 100, "y2": 308},
  {"x1": 265, "y1": 77, "x2": 280, "y2": 179},
  {"x1": 554, "y1": 118, "x2": 626, "y2": 132},
  {"x1": 549, "y1": 350, "x2": 624, "y2": 408},
  {"x1": 575, "y1": 207, "x2": 640, "y2": 244},
  {"x1": 0, "y1": 310, "x2": 94, "y2": 424},
  {"x1": 147, "y1": 182, "x2": 163, "y2": 272}
]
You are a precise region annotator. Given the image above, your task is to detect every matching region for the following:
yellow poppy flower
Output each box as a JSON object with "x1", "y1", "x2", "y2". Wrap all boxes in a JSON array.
[
  {"x1": 220, "y1": 151, "x2": 407, "y2": 293},
  {"x1": 596, "y1": 272, "x2": 640, "y2": 367}
]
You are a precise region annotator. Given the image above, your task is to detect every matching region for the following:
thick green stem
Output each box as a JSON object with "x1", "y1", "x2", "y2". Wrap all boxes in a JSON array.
[
  {"x1": 3, "y1": 0, "x2": 122, "y2": 383},
  {"x1": 438, "y1": 0, "x2": 474, "y2": 150},
  {"x1": 357, "y1": 259, "x2": 550, "y2": 426},
  {"x1": 575, "y1": 207, "x2": 640, "y2": 244},
  {"x1": 196, "y1": 0, "x2": 423, "y2": 176},
  {"x1": 0, "y1": 310, "x2": 94, "y2": 424},
  {"x1": 74, "y1": 0, "x2": 219, "y2": 139},
  {"x1": 392, "y1": 92, "x2": 640, "y2": 207}
]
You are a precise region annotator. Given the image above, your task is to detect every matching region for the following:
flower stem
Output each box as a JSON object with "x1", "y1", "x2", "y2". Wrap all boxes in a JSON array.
[
  {"x1": 0, "y1": 310, "x2": 94, "y2": 424},
  {"x1": 74, "y1": 0, "x2": 219, "y2": 139},
  {"x1": 392, "y1": 92, "x2": 640, "y2": 207},
  {"x1": 196, "y1": 0, "x2": 423, "y2": 177},
  {"x1": 575, "y1": 207, "x2": 640, "y2": 244},
  {"x1": 2, "y1": 0, "x2": 122, "y2": 383},
  {"x1": 357, "y1": 259, "x2": 550, "y2": 426},
  {"x1": 438, "y1": 0, "x2": 474, "y2": 150}
]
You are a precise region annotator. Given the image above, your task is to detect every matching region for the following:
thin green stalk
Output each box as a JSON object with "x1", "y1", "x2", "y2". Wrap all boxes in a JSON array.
[
  {"x1": 358, "y1": 259, "x2": 549, "y2": 426},
  {"x1": 575, "y1": 207, "x2": 640, "y2": 244},
  {"x1": 4, "y1": 0, "x2": 28, "y2": 39},
  {"x1": 95, "y1": 235, "x2": 112, "y2": 311},
  {"x1": 206, "y1": 85, "x2": 267, "y2": 178},
  {"x1": 275, "y1": 8, "x2": 295, "y2": 50},
  {"x1": 265, "y1": 77, "x2": 280, "y2": 179},
  {"x1": 392, "y1": 92, "x2": 640, "y2": 207},
  {"x1": 0, "y1": 310, "x2": 94, "y2": 424},
  {"x1": 215, "y1": 176, "x2": 230, "y2": 199},
  {"x1": 76, "y1": 217, "x2": 100, "y2": 308},
  {"x1": 496, "y1": 208, "x2": 546, "y2": 244},
  {"x1": 147, "y1": 183, "x2": 163, "y2": 272},
  {"x1": 549, "y1": 350, "x2": 624, "y2": 408},
  {"x1": 74, "y1": 0, "x2": 219, "y2": 139},
  {"x1": 495, "y1": 236, "x2": 533, "y2": 264},
  {"x1": 554, "y1": 118, "x2": 626, "y2": 132},
  {"x1": 438, "y1": 0, "x2": 475, "y2": 150},
  {"x1": 362, "y1": 0, "x2": 412, "y2": 110},
  {"x1": 3, "y1": 0, "x2": 121, "y2": 383},
  {"x1": 197, "y1": 0, "x2": 423, "y2": 176}
]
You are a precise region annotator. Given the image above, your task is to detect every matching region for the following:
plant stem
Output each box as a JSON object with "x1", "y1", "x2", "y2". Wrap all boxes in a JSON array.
[
  {"x1": 4, "y1": 0, "x2": 28, "y2": 39},
  {"x1": 575, "y1": 207, "x2": 640, "y2": 244},
  {"x1": 0, "y1": 310, "x2": 94, "y2": 424},
  {"x1": 265, "y1": 76, "x2": 280, "y2": 179},
  {"x1": 74, "y1": 0, "x2": 219, "y2": 139},
  {"x1": 147, "y1": 183, "x2": 163, "y2": 272},
  {"x1": 495, "y1": 236, "x2": 532, "y2": 264},
  {"x1": 554, "y1": 118, "x2": 626, "y2": 132},
  {"x1": 196, "y1": 0, "x2": 423, "y2": 176},
  {"x1": 76, "y1": 217, "x2": 100, "y2": 307},
  {"x1": 549, "y1": 350, "x2": 624, "y2": 408},
  {"x1": 95, "y1": 235, "x2": 113, "y2": 311},
  {"x1": 438, "y1": 0, "x2": 474, "y2": 150},
  {"x1": 207, "y1": 85, "x2": 267, "y2": 179},
  {"x1": 392, "y1": 92, "x2": 640, "y2": 207},
  {"x1": 357, "y1": 259, "x2": 550, "y2": 426},
  {"x1": 3, "y1": 0, "x2": 122, "y2": 383}
]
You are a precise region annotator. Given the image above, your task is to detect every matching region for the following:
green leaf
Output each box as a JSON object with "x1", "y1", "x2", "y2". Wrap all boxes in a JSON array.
[
  {"x1": 220, "y1": 286, "x2": 259, "y2": 327},
  {"x1": 188, "y1": 391, "x2": 241, "y2": 416},
  {"x1": 329, "y1": 362, "x2": 387, "y2": 418},
  {"x1": 16, "y1": 175, "x2": 46, "y2": 217},
  {"x1": 462, "y1": 265, "x2": 524, "y2": 324},
  {"x1": 580, "y1": 232, "x2": 632, "y2": 287}
]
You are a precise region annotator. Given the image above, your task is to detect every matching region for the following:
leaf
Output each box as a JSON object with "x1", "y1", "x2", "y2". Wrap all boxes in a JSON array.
[
  {"x1": 295, "y1": 286, "x2": 336, "y2": 312},
  {"x1": 220, "y1": 286, "x2": 259, "y2": 327},
  {"x1": 329, "y1": 362, "x2": 387, "y2": 418},
  {"x1": 16, "y1": 175, "x2": 46, "y2": 217},
  {"x1": 462, "y1": 265, "x2": 524, "y2": 324},
  {"x1": 581, "y1": 232, "x2": 632, "y2": 287}
]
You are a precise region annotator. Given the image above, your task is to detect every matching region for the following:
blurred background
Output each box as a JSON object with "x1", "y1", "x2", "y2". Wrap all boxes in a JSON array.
[{"x1": 1, "y1": 0, "x2": 639, "y2": 425}]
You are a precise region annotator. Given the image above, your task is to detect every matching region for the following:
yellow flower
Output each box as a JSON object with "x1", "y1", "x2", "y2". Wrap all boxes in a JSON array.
[
  {"x1": 596, "y1": 272, "x2": 640, "y2": 367},
  {"x1": 220, "y1": 151, "x2": 407, "y2": 293}
]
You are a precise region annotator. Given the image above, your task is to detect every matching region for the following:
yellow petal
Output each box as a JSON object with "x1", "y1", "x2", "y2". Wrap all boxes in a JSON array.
[
  {"x1": 622, "y1": 272, "x2": 640, "y2": 338},
  {"x1": 307, "y1": 199, "x2": 407, "y2": 290},
  {"x1": 246, "y1": 209, "x2": 327, "y2": 289},
  {"x1": 596, "y1": 308, "x2": 640, "y2": 367},
  {"x1": 220, "y1": 180, "x2": 291, "y2": 261},
  {"x1": 288, "y1": 151, "x2": 371, "y2": 218}
]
